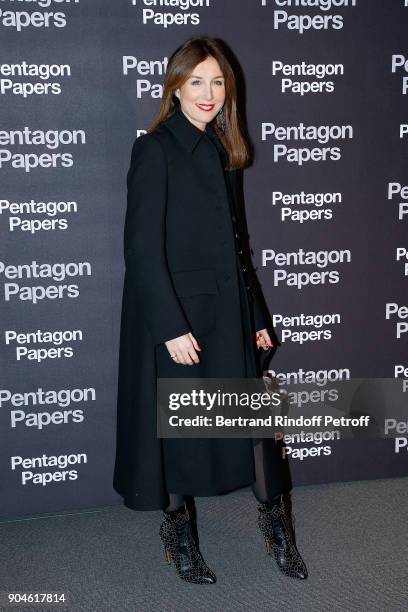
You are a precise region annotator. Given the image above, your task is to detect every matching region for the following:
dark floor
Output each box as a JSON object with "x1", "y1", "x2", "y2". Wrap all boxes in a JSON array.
[{"x1": 1, "y1": 477, "x2": 407, "y2": 612}]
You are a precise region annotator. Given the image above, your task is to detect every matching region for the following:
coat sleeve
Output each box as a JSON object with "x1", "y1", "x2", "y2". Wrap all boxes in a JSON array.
[
  {"x1": 246, "y1": 255, "x2": 270, "y2": 332},
  {"x1": 123, "y1": 133, "x2": 192, "y2": 345},
  {"x1": 253, "y1": 289, "x2": 270, "y2": 333}
]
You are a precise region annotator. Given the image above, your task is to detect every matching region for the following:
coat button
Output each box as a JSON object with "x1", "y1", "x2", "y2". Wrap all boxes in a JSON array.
[
  {"x1": 234, "y1": 232, "x2": 240, "y2": 239},
  {"x1": 242, "y1": 266, "x2": 247, "y2": 273},
  {"x1": 238, "y1": 249, "x2": 243, "y2": 255}
]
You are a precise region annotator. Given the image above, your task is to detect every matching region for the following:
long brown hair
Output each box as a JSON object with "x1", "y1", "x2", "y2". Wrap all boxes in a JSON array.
[{"x1": 147, "y1": 36, "x2": 249, "y2": 170}]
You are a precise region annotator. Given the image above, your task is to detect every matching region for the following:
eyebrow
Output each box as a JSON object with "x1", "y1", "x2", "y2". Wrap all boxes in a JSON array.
[{"x1": 189, "y1": 74, "x2": 224, "y2": 79}]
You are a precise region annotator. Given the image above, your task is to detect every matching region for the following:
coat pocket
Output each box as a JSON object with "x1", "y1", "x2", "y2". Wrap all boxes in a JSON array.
[{"x1": 171, "y1": 269, "x2": 219, "y2": 336}]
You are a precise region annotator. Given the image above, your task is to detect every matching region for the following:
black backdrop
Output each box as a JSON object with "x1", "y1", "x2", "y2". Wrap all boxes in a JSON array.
[{"x1": 1, "y1": 0, "x2": 407, "y2": 520}]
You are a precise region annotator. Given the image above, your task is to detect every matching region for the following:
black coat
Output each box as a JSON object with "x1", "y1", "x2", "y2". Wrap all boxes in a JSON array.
[{"x1": 113, "y1": 108, "x2": 290, "y2": 510}]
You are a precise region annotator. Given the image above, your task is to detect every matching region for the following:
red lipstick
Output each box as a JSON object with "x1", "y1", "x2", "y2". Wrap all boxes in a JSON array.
[{"x1": 196, "y1": 104, "x2": 215, "y2": 112}]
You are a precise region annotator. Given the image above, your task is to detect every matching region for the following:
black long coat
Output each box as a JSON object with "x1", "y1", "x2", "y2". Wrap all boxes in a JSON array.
[{"x1": 113, "y1": 108, "x2": 290, "y2": 510}]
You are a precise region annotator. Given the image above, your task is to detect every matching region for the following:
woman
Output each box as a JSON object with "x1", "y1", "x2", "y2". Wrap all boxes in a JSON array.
[{"x1": 113, "y1": 36, "x2": 308, "y2": 584}]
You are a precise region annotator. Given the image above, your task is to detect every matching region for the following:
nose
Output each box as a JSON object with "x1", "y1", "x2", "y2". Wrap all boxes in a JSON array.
[{"x1": 203, "y1": 84, "x2": 214, "y2": 101}]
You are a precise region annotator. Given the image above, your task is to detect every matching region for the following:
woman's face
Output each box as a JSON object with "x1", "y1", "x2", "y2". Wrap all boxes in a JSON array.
[{"x1": 174, "y1": 56, "x2": 225, "y2": 131}]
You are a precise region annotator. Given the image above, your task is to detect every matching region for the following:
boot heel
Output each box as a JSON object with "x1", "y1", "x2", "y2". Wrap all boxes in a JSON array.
[
  {"x1": 264, "y1": 537, "x2": 273, "y2": 555},
  {"x1": 164, "y1": 547, "x2": 172, "y2": 564}
]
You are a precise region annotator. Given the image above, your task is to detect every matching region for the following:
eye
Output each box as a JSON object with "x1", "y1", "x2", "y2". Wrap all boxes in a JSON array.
[
  {"x1": 191, "y1": 79, "x2": 201, "y2": 85},
  {"x1": 214, "y1": 80, "x2": 224, "y2": 86}
]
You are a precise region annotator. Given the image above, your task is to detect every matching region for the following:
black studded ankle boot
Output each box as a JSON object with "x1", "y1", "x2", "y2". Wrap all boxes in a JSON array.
[
  {"x1": 257, "y1": 500, "x2": 308, "y2": 580},
  {"x1": 159, "y1": 505, "x2": 217, "y2": 584}
]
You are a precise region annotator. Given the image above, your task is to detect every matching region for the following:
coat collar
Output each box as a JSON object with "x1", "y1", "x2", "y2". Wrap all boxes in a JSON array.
[{"x1": 163, "y1": 107, "x2": 220, "y2": 153}]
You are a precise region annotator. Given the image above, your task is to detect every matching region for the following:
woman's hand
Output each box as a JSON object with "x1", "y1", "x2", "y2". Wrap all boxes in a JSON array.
[
  {"x1": 256, "y1": 328, "x2": 273, "y2": 350},
  {"x1": 165, "y1": 332, "x2": 202, "y2": 365}
]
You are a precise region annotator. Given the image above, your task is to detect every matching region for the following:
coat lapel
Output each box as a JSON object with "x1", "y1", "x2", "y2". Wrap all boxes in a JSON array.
[{"x1": 162, "y1": 108, "x2": 206, "y2": 153}]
